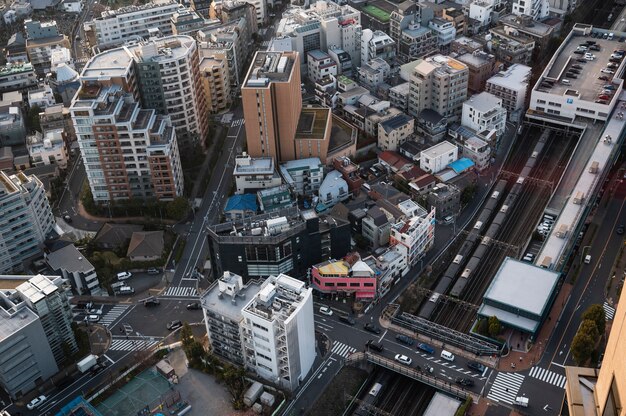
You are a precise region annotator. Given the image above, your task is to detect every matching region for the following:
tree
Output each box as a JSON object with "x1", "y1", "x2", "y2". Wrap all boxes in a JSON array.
[
  {"x1": 461, "y1": 184, "x2": 477, "y2": 205},
  {"x1": 27, "y1": 104, "x2": 42, "y2": 132},
  {"x1": 578, "y1": 319, "x2": 599, "y2": 342},
  {"x1": 477, "y1": 318, "x2": 489, "y2": 336},
  {"x1": 219, "y1": 364, "x2": 247, "y2": 409},
  {"x1": 354, "y1": 234, "x2": 369, "y2": 249},
  {"x1": 488, "y1": 316, "x2": 501, "y2": 338},
  {"x1": 166, "y1": 197, "x2": 190, "y2": 221},
  {"x1": 571, "y1": 331, "x2": 595, "y2": 365},
  {"x1": 581, "y1": 304, "x2": 606, "y2": 336}
]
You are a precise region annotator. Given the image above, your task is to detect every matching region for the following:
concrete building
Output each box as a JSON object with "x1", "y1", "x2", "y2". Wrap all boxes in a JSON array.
[
  {"x1": 307, "y1": 50, "x2": 337, "y2": 84},
  {"x1": 498, "y1": 14, "x2": 555, "y2": 56},
  {"x1": 0, "y1": 62, "x2": 37, "y2": 92},
  {"x1": 16, "y1": 274, "x2": 77, "y2": 366},
  {"x1": 0, "y1": 106, "x2": 26, "y2": 147},
  {"x1": 70, "y1": 85, "x2": 184, "y2": 203},
  {"x1": 461, "y1": 135, "x2": 491, "y2": 171},
  {"x1": 311, "y1": 257, "x2": 377, "y2": 299},
  {"x1": 563, "y1": 292, "x2": 626, "y2": 415},
  {"x1": 0, "y1": 171, "x2": 54, "y2": 273},
  {"x1": 0, "y1": 290, "x2": 58, "y2": 399},
  {"x1": 317, "y1": 170, "x2": 349, "y2": 210},
  {"x1": 389, "y1": 203, "x2": 436, "y2": 266},
  {"x1": 207, "y1": 207, "x2": 351, "y2": 280},
  {"x1": 378, "y1": 113, "x2": 414, "y2": 152},
  {"x1": 362, "y1": 199, "x2": 406, "y2": 249},
  {"x1": 389, "y1": 82, "x2": 410, "y2": 113},
  {"x1": 28, "y1": 85, "x2": 56, "y2": 110},
  {"x1": 170, "y1": 8, "x2": 209, "y2": 37},
  {"x1": 24, "y1": 20, "x2": 71, "y2": 76},
  {"x1": 468, "y1": 0, "x2": 493, "y2": 28},
  {"x1": 428, "y1": 17, "x2": 456, "y2": 47},
  {"x1": 456, "y1": 51, "x2": 497, "y2": 93},
  {"x1": 257, "y1": 185, "x2": 295, "y2": 213},
  {"x1": 512, "y1": 0, "x2": 549, "y2": 21},
  {"x1": 219, "y1": 1, "x2": 258, "y2": 33},
  {"x1": 420, "y1": 141, "x2": 459, "y2": 174},
  {"x1": 328, "y1": 48, "x2": 353, "y2": 77},
  {"x1": 408, "y1": 55, "x2": 469, "y2": 121},
  {"x1": 280, "y1": 158, "x2": 324, "y2": 196},
  {"x1": 199, "y1": 53, "x2": 232, "y2": 113},
  {"x1": 46, "y1": 244, "x2": 101, "y2": 296},
  {"x1": 332, "y1": 156, "x2": 362, "y2": 196},
  {"x1": 85, "y1": 0, "x2": 183, "y2": 47},
  {"x1": 78, "y1": 35, "x2": 208, "y2": 149},
  {"x1": 358, "y1": 58, "x2": 390, "y2": 89},
  {"x1": 548, "y1": 0, "x2": 577, "y2": 16},
  {"x1": 488, "y1": 25, "x2": 536, "y2": 66},
  {"x1": 462, "y1": 92, "x2": 507, "y2": 137},
  {"x1": 242, "y1": 51, "x2": 302, "y2": 162},
  {"x1": 426, "y1": 183, "x2": 460, "y2": 220},
  {"x1": 485, "y1": 63, "x2": 531, "y2": 115},
  {"x1": 361, "y1": 29, "x2": 395, "y2": 65},
  {"x1": 240, "y1": 273, "x2": 315, "y2": 392},
  {"x1": 26, "y1": 129, "x2": 68, "y2": 169},
  {"x1": 234, "y1": 153, "x2": 282, "y2": 194}
]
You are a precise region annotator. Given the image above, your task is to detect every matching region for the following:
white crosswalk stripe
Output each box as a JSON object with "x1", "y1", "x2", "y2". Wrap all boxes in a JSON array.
[
  {"x1": 231, "y1": 118, "x2": 245, "y2": 127},
  {"x1": 99, "y1": 305, "x2": 129, "y2": 327},
  {"x1": 603, "y1": 302, "x2": 616, "y2": 320},
  {"x1": 163, "y1": 286, "x2": 198, "y2": 297},
  {"x1": 487, "y1": 372, "x2": 525, "y2": 405},
  {"x1": 330, "y1": 341, "x2": 356, "y2": 359},
  {"x1": 261, "y1": 40, "x2": 270, "y2": 47},
  {"x1": 109, "y1": 338, "x2": 159, "y2": 351},
  {"x1": 529, "y1": 366, "x2": 566, "y2": 388}
]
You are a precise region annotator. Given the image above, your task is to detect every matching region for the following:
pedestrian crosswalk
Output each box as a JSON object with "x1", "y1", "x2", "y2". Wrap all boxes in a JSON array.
[
  {"x1": 100, "y1": 305, "x2": 130, "y2": 327},
  {"x1": 163, "y1": 286, "x2": 198, "y2": 297},
  {"x1": 330, "y1": 341, "x2": 357, "y2": 359},
  {"x1": 487, "y1": 372, "x2": 525, "y2": 405},
  {"x1": 231, "y1": 118, "x2": 245, "y2": 127},
  {"x1": 603, "y1": 302, "x2": 616, "y2": 320},
  {"x1": 109, "y1": 338, "x2": 160, "y2": 352},
  {"x1": 261, "y1": 40, "x2": 270, "y2": 47},
  {"x1": 528, "y1": 366, "x2": 566, "y2": 388}
]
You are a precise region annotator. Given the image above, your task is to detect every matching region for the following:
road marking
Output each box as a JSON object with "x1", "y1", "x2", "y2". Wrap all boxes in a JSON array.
[
  {"x1": 529, "y1": 366, "x2": 566, "y2": 389},
  {"x1": 378, "y1": 330, "x2": 387, "y2": 342},
  {"x1": 102, "y1": 354, "x2": 114, "y2": 364},
  {"x1": 99, "y1": 305, "x2": 130, "y2": 327},
  {"x1": 603, "y1": 302, "x2": 616, "y2": 320},
  {"x1": 486, "y1": 372, "x2": 525, "y2": 405},
  {"x1": 550, "y1": 361, "x2": 565, "y2": 368},
  {"x1": 330, "y1": 341, "x2": 356, "y2": 358},
  {"x1": 163, "y1": 286, "x2": 198, "y2": 297},
  {"x1": 109, "y1": 339, "x2": 160, "y2": 351}
]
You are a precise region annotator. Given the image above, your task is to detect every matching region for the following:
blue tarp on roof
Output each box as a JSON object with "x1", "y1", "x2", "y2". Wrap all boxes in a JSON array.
[
  {"x1": 224, "y1": 194, "x2": 258, "y2": 212},
  {"x1": 448, "y1": 157, "x2": 475, "y2": 174}
]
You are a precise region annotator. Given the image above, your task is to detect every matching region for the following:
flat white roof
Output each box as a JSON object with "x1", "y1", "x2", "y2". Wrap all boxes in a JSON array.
[
  {"x1": 465, "y1": 91, "x2": 502, "y2": 113},
  {"x1": 421, "y1": 140, "x2": 457, "y2": 158},
  {"x1": 487, "y1": 63, "x2": 531, "y2": 90},
  {"x1": 423, "y1": 392, "x2": 461, "y2": 416},
  {"x1": 537, "y1": 97, "x2": 626, "y2": 268}
]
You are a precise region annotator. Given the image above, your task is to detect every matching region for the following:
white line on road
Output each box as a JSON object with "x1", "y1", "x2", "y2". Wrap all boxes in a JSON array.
[{"x1": 378, "y1": 329, "x2": 388, "y2": 343}]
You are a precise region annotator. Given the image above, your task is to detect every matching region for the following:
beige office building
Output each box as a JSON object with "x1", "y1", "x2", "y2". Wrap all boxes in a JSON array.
[{"x1": 563, "y1": 298, "x2": 626, "y2": 415}]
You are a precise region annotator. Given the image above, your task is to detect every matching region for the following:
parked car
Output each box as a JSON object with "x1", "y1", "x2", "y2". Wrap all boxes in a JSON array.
[
  {"x1": 602, "y1": 68, "x2": 615, "y2": 74},
  {"x1": 617, "y1": 225, "x2": 624, "y2": 235},
  {"x1": 319, "y1": 306, "x2": 333, "y2": 316},
  {"x1": 576, "y1": 58, "x2": 587, "y2": 63},
  {"x1": 573, "y1": 50, "x2": 584, "y2": 55},
  {"x1": 607, "y1": 63, "x2": 619, "y2": 69},
  {"x1": 395, "y1": 334, "x2": 414, "y2": 346},
  {"x1": 417, "y1": 342, "x2": 434, "y2": 354},
  {"x1": 147, "y1": 268, "x2": 160, "y2": 275},
  {"x1": 467, "y1": 361, "x2": 486, "y2": 373},
  {"x1": 186, "y1": 302, "x2": 201, "y2": 310},
  {"x1": 596, "y1": 99, "x2": 609, "y2": 104},
  {"x1": 167, "y1": 320, "x2": 183, "y2": 330},
  {"x1": 90, "y1": 362, "x2": 108, "y2": 375},
  {"x1": 394, "y1": 354, "x2": 412, "y2": 366},
  {"x1": 565, "y1": 73, "x2": 578, "y2": 79},
  {"x1": 366, "y1": 339, "x2": 384, "y2": 352},
  {"x1": 604, "y1": 85, "x2": 616, "y2": 90},
  {"x1": 27, "y1": 395, "x2": 47, "y2": 410},
  {"x1": 62, "y1": 214, "x2": 72, "y2": 223},
  {"x1": 116, "y1": 271, "x2": 132, "y2": 280},
  {"x1": 339, "y1": 315, "x2": 356, "y2": 325},
  {"x1": 84, "y1": 314, "x2": 100, "y2": 323},
  {"x1": 572, "y1": 64, "x2": 583, "y2": 69},
  {"x1": 456, "y1": 377, "x2": 475, "y2": 387},
  {"x1": 364, "y1": 323, "x2": 381, "y2": 334},
  {"x1": 144, "y1": 297, "x2": 160, "y2": 307},
  {"x1": 598, "y1": 95, "x2": 610, "y2": 100}
]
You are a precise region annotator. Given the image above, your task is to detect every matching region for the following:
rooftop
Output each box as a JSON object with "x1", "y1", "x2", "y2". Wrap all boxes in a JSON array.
[
  {"x1": 243, "y1": 274, "x2": 310, "y2": 322},
  {"x1": 486, "y1": 63, "x2": 531, "y2": 89},
  {"x1": 421, "y1": 140, "x2": 458, "y2": 158},
  {"x1": 0, "y1": 62, "x2": 34, "y2": 77},
  {"x1": 329, "y1": 115, "x2": 357, "y2": 152},
  {"x1": 244, "y1": 51, "x2": 297, "y2": 87},
  {"x1": 234, "y1": 154, "x2": 275, "y2": 175},
  {"x1": 448, "y1": 157, "x2": 475, "y2": 173},
  {"x1": 98, "y1": 0, "x2": 180, "y2": 19},
  {"x1": 296, "y1": 107, "x2": 330, "y2": 141},
  {"x1": 0, "y1": 298, "x2": 39, "y2": 344},
  {"x1": 465, "y1": 91, "x2": 502, "y2": 112},
  {"x1": 380, "y1": 114, "x2": 413, "y2": 134},
  {"x1": 225, "y1": 194, "x2": 258, "y2": 212},
  {"x1": 307, "y1": 49, "x2": 331, "y2": 61},
  {"x1": 16, "y1": 274, "x2": 59, "y2": 304},
  {"x1": 201, "y1": 272, "x2": 263, "y2": 322},
  {"x1": 500, "y1": 13, "x2": 554, "y2": 38},
  {"x1": 46, "y1": 244, "x2": 95, "y2": 273}
]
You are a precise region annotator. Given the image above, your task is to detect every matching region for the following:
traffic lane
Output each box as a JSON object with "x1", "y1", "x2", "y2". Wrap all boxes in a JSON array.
[
  {"x1": 514, "y1": 375, "x2": 565, "y2": 416},
  {"x1": 111, "y1": 298, "x2": 203, "y2": 337}
]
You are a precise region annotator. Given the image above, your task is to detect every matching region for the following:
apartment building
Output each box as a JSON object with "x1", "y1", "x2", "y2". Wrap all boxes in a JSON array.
[
  {"x1": 485, "y1": 63, "x2": 531, "y2": 115},
  {"x1": 16, "y1": 274, "x2": 77, "y2": 366},
  {"x1": 426, "y1": 183, "x2": 460, "y2": 220},
  {"x1": 428, "y1": 17, "x2": 456, "y2": 47},
  {"x1": 80, "y1": 35, "x2": 208, "y2": 149},
  {"x1": 203, "y1": 272, "x2": 315, "y2": 392},
  {"x1": 220, "y1": 1, "x2": 258, "y2": 34},
  {"x1": 27, "y1": 129, "x2": 69, "y2": 169},
  {"x1": 199, "y1": 53, "x2": 232, "y2": 113},
  {"x1": 311, "y1": 257, "x2": 377, "y2": 299},
  {"x1": 307, "y1": 50, "x2": 337, "y2": 84},
  {"x1": 461, "y1": 135, "x2": 491, "y2": 171},
  {"x1": 0, "y1": 62, "x2": 37, "y2": 92},
  {"x1": 70, "y1": 85, "x2": 184, "y2": 202},
  {"x1": 170, "y1": 8, "x2": 210, "y2": 36},
  {"x1": 257, "y1": 185, "x2": 295, "y2": 213},
  {"x1": 468, "y1": 0, "x2": 493, "y2": 27},
  {"x1": 241, "y1": 51, "x2": 303, "y2": 161},
  {"x1": 361, "y1": 29, "x2": 396, "y2": 65},
  {"x1": 85, "y1": 0, "x2": 183, "y2": 47},
  {"x1": 408, "y1": 55, "x2": 469, "y2": 121},
  {"x1": 512, "y1": 0, "x2": 549, "y2": 20},
  {"x1": 358, "y1": 58, "x2": 390, "y2": 89},
  {"x1": 389, "y1": 202, "x2": 436, "y2": 266},
  {"x1": 456, "y1": 51, "x2": 497, "y2": 93},
  {"x1": 207, "y1": 207, "x2": 351, "y2": 281},
  {"x1": 280, "y1": 158, "x2": 324, "y2": 196},
  {"x1": 0, "y1": 171, "x2": 54, "y2": 273},
  {"x1": 46, "y1": 244, "x2": 101, "y2": 296},
  {"x1": 462, "y1": 92, "x2": 507, "y2": 137},
  {"x1": 240, "y1": 274, "x2": 315, "y2": 392},
  {"x1": 0, "y1": 290, "x2": 58, "y2": 399},
  {"x1": 24, "y1": 20, "x2": 71, "y2": 75},
  {"x1": 488, "y1": 26, "x2": 536, "y2": 65},
  {"x1": 378, "y1": 113, "x2": 414, "y2": 152},
  {"x1": 234, "y1": 153, "x2": 282, "y2": 194},
  {"x1": 389, "y1": 82, "x2": 410, "y2": 112},
  {"x1": 420, "y1": 141, "x2": 458, "y2": 174}
]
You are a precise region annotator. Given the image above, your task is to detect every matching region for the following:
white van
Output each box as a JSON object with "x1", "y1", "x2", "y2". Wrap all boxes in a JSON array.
[
  {"x1": 441, "y1": 350, "x2": 455, "y2": 361},
  {"x1": 444, "y1": 216, "x2": 454, "y2": 225},
  {"x1": 584, "y1": 254, "x2": 591, "y2": 264},
  {"x1": 116, "y1": 271, "x2": 132, "y2": 280}
]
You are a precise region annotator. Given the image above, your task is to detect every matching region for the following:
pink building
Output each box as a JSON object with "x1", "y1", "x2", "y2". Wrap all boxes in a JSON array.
[{"x1": 311, "y1": 258, "x2": 377, "y2": 299}]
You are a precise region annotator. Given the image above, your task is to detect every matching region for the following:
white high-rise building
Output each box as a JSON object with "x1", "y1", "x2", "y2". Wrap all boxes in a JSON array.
[
  {"x1": 0, "y1": 171, "x2": 54, "y2": 273},
  {"x1": 485, "y1": 63, "x2": 531, "y2": 115},
  {"x1": 461, "y1": 91, "x2": 507, "y2": 137},
  {"x1": 241, "y1": 274, "x2": 315, "y2": 392},
  {"x1": 512, "y1": 0, "x2": 549, "y2": 20}
]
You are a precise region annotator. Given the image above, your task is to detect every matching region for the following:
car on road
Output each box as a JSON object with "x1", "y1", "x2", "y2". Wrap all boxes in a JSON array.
[
  {"x1": 394, "y1": 354, "x2": 412, "y2": 366},
  {"x1": 84, "y1": 314, "x2": 100, "y2": 323},
  {"x1": 147, "y1": 268, "x2": 160, "y2": 275},
  {"x1": 90, "y1": 362, "x2": 108, "y2": 375},
  {"x1": 364, "y1": 323, "x2": 381, "y2": 334},
  {"x1": 319, "y1": 306, "x2": 333, "y2": 316},
  {"x1": 617, "y1": 225, "x2": 624, "y2": 235},
  {"x1": 417, "y1": 342, "x2": 434, "y2": 354},
  {"x1": 27, "y1": 395, "x2": 47, "y2": 410},
  {"x1": 366, "y1": 340, "x2": 384, "y2": 352},
  {"x1": 186, "y1": 302, "x2": 201, "y2": 310},
  {"x1": 63, "y1": 214, "x2": 72, "y2": 223},
  {"x1": 167, "y1": 320, "x2": 183, "y2": 330},
  {"x1": 88, "y1": 308, "x2": 102, "y2": 315},
  {"x1": 455, "y1": 377, "x2": 475, "y2": 387},
  {"x1": 116, "y1": 271, "x2": 132, "y2": 280},
  {"x1": 395, "y1": 334, "x2": 414, "y2": 346},
  {"x1": 467, "y1": 361, "x2": 486, "y2": 373},
  {"x1": 339, "y1": 315, "x2": 356, "y2": 325},
  {"x1": 584, "y1": 254, "x2": 592, "y2": 264},
  {"x1": 144, "y1": 297, "x2": 160, "y2": 307}
]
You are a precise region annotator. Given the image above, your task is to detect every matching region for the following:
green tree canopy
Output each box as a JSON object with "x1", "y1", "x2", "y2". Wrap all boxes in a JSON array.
[
  {"x1": 581, "y1": 304, "x2": 606, "y2": 336},
  {"x1": 488, "y1": 315, "x2": 501, "y2": 338},
  {"x1": 571, "y1": 331, "x2": 595, "y2": 365},
  {"x1": 166, "y1": 197, "x2": 190, "y2": 220}
]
